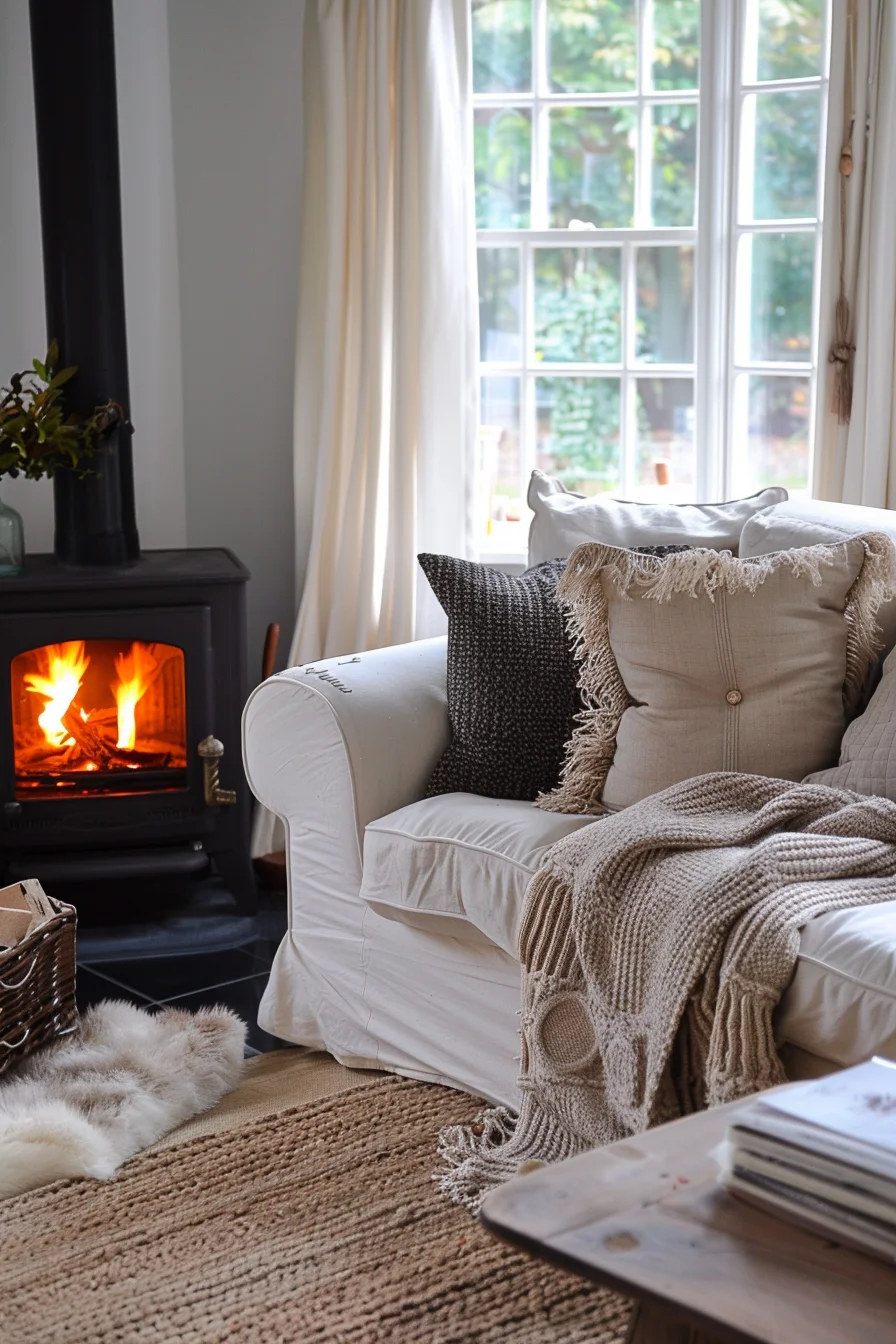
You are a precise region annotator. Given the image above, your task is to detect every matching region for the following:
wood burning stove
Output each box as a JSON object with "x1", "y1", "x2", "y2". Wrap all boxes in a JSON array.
[
  {"x1": 0, "y1": 2, "x2": 256, "y2": 912},
  {"x1": 0, "y1": 553, "x2": 255, "y2": 910}
]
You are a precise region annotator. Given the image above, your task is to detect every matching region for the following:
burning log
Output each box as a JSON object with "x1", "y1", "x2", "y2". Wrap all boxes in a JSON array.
[
  {"x1": 60, "y1": 705, "x2": 173, "y2": 772},
  {"x1": 108, "y1": 747, "x2": 172, "y2": 770},
  {"x1": 61, "y1": 705, "x2": 114, "y2": 769}
]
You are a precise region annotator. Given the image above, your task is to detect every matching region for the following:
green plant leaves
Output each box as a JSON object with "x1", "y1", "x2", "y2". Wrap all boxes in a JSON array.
[{"x1": 0, "y1": 344, "x2": 121, "y2": 483}]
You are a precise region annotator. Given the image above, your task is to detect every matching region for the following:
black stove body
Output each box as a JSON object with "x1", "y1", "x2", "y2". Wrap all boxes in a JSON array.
[{"x1": 0, "y1": 552, "x2": 255, "y2": 911}]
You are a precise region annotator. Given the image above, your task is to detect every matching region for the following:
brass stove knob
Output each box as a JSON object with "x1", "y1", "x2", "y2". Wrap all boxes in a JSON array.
[{"x1": 197, "y1": 735, "x2": 237, "y2": 806}]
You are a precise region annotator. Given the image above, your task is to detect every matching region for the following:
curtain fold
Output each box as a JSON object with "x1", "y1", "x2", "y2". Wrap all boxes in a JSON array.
[
  {"x1": 252, "y1": 0, "x2": 478, "y2": 859},
  {"x1": 814, "y1": 0, "x2": 896, "y2": 505},
  {"x1": 289, "y1": 0, "x2": 477, "y2": 665}
]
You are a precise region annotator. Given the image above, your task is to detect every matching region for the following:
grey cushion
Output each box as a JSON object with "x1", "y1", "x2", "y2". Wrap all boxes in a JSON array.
[
  {"x1": 418, "y1": 554, "x2": 580, "y2": 802},
  {"x1": 806, "y1": 646, "x2": 896, "y2": 799}
]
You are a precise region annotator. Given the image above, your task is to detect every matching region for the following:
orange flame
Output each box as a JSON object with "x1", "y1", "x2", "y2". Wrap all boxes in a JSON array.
[
  {"x1": 113, "y1": 643, "x2": 158, "y2": 750},
  {"x1": 23, "y1": 642, "x2": 90, "y2": 748}
]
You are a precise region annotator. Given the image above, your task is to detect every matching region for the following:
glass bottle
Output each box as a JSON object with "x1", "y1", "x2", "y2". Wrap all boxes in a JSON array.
[{"x1": 0, "y1": 488, "x2": 24, "y2": 576}]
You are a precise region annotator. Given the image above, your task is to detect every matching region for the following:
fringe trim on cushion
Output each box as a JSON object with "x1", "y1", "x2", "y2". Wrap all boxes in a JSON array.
[
  {"x1": 539, "y1": 533, "x2": 896, "y2": 815},
  {"x1": 841, "y1": 532, "x2": 896, "y2": 717},
  {"x1": 557, "y1": 535, "x2": 890, "y2": 606},
  {"x1": 535, "y1": 557, "x2": 629, "y2": 815}
]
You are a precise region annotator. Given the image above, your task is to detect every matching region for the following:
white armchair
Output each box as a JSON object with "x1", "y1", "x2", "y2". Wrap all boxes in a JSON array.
[{"x1": 242, "y1": 637, "x2": 524, "y2": 1104}]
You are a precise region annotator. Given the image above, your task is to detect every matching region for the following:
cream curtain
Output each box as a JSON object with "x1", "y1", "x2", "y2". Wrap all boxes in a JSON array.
[
  {"x1": 814, "y1": 0, "x2": 896, "y2": 504},
  {"x1": 288, "y1": 0, "x2": 478, "y2": 664},
  {"x1": 252, "y1": 0, "x2": 478, "y2": 858}
]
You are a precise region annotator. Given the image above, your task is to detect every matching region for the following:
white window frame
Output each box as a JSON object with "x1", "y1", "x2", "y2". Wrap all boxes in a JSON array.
[
  {"x1": 474, "y1": 0, "x2": 831, "y2": 559},
  {"x1": 723, "y1": 1, "x2": 831, "y2": 498}
]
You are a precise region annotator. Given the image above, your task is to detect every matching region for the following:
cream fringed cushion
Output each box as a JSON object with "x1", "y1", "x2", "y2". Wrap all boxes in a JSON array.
[
  {"x1": 806, "y1": 646, "x2": 896, "y2": 798},
  {"x1": 542, "y1": 534, "x2": 896, "y2": 815}
]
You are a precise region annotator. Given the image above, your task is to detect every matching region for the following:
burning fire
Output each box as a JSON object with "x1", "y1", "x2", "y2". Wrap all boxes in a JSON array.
[
  {"x1": 23, "y1": 641, "x2": 91, "y2": 749},
  {"x1": 13, "y1": 637, "x2": 188, "y2": 796},
  {"x1": 22, "y1": 639, "x2": 159, "y2": 757},
  {"x1": 113, "y1": 643, "x2": 158, "y2": 750}
]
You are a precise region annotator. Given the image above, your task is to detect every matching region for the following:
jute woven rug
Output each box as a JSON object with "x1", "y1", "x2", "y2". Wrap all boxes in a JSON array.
[{"x1": 1, "y1": 1075, "x2": 630, "y2": 1343}]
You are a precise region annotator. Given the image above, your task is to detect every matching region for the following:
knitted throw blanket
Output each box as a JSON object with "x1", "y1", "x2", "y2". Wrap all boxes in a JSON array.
[{"x1": 438, "y1": 772, "x2": 896, "y2": 1211}]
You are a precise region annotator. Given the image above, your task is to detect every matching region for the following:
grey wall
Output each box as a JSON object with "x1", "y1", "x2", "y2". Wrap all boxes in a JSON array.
[
  {"x1": 0, "y1": 0, "x2": 53, "y2": 546},
  {"x1": 116, "y1": 0, "x2": 187, "y2": 550},
  {"x1": 167, "y1": 0, "x2": 304, "y2": 672},
  {"x1": 0, "y1": 0, "x2": 304, "y2": 677},
  {"x1": 0, "y1": 0, "x2": 188, "y2": 552}
]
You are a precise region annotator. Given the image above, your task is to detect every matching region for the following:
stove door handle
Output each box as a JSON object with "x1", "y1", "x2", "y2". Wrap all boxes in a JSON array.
[{"x1": 197, "y1": 735, "x2": 237, "y2": 807}]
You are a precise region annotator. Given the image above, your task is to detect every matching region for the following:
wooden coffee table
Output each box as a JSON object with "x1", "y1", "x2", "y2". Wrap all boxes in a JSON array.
[{"x1": 480, "y1": 1098, "x2": 896, "y2": 1344}]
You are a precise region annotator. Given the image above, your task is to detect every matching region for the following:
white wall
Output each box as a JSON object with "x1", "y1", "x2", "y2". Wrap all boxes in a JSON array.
[
  {"x1": 0, "y1": 0, "x2": 54, "y2": 547},
  {"x1": 115, "y1": 0, "x2": 187, "y2": 550},
  {"x1": 0, "y1": 0, "x2": 188, "y2": 553},
  {"x1": 167, "y1": 0, "x2": 304, "y2": 671}
]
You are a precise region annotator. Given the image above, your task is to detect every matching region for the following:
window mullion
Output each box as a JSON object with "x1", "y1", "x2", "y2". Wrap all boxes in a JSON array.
[
  {"x1": 636, "y1": 0, "x2": 653, "y2": 229},
  {"x1": 694, "y1": 0, "x2": 736, "y2": 501},
  {"x1": 620, "y1": 241, "x2": 636, "y2": 495},
  {"x1": 523, "y1": 366, "x2": 537, "y2": 525},
  {"x1": 521, "y1": 240, "x2": 534, "y2": 506},
  {"x1": 531, "y1": 0, "x2": 548, "y2": 229},
  {"x1": 807, "y1": 2, "x2": 833, "y2": 492}
]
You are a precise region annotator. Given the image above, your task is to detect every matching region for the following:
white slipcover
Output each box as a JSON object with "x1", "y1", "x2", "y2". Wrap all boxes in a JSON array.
[
  {"x1": 361, "y1": 794, "x2": 594, "y2": 951},
  {"x1": 360, "y1": 791, "x2": 896, "y2": 1071},
  {"x1": 243, "y1": 498, "x2": 896, "y2": 1105}
]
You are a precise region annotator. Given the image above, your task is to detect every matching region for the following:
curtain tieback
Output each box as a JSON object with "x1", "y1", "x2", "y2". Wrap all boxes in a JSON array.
[
  {"x1": 830, "y1": 341, "x2": 856, "y2": 365},
  {"x1": 829, "y1": 2, "x2": 858, "y2": 425}
]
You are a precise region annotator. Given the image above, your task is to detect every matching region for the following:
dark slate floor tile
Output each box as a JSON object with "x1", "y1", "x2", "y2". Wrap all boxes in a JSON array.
[
  {"x1": 76, "y1": 965, "x2": 158, "y2": 1014},
  {"x1": 77, "y1": 946, "x2": 272, "y2": 1003},
  {"x1": 75, "y1": 878, "x2": 287, "y2": 964}
]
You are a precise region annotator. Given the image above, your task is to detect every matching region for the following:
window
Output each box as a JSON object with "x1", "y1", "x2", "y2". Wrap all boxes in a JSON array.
[{"x1": 472, "y1": 0, "x2": 830, "y2": 555}]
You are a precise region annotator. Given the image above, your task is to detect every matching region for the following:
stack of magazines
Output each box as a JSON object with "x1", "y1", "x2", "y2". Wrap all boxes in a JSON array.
[{"x1": 722, "y1": 1056, "x2": 896, "y2": 1263}]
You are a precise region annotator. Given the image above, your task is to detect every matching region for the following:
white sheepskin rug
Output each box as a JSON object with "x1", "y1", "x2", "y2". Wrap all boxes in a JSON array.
[{"x1": 0, "y1": 1000, "x2": 246, "y2": 1199}]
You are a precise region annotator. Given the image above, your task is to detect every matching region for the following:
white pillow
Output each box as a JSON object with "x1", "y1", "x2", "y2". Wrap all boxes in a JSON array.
[{"x1": 526, "y1": 470, "x2": 788, "y2": 567}]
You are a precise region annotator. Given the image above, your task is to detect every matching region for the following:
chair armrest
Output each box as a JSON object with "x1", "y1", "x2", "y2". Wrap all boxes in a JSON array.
[{"x1": 242, "y1": 636, "x2": 450, "y2": 863}]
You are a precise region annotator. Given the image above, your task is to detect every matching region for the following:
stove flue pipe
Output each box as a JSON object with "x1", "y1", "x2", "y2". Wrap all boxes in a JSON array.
[{"x1": 29, "y1": 0, "x2": 140, "y2": 567}]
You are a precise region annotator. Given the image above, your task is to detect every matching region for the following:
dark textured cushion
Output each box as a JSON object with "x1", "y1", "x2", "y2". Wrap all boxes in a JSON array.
[
  {"x1": 418, "y1": 554, "x2": 581, "y2": 801},
  {"x1": 631, "y1": 544, "x2": 694, "y2": 558}
]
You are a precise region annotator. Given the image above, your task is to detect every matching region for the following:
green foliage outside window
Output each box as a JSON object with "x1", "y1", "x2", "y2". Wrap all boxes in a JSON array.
[{"x1": 473, "y1": 0, "x2": 824, "y2": 489}]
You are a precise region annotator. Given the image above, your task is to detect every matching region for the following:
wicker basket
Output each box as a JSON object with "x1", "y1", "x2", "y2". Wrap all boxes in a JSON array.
[{"x1": 0, "y1": 881, "x2": 77, "y2": 1077}]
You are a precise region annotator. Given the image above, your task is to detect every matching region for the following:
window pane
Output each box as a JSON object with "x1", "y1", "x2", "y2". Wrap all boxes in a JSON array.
[
  {"x1": 747, "y1": 0, "x2": 823, "y2": 83},
  {"x1": 478, "y1": 248, "x2": 521, "y2": 361},
  {"x1": 636, "y1": 247, "x2": 695, "y2": 363},
  {"x1": 748, "y1": 91, "x2": 820, "y2": 220},
  {"x1": 472, "y1": 0, "x2": 532, "y2": 94},
  {"x1": 480, "y1": 376, "x2": 523, "y2": 533},
  {"x1": 732, "y1": 374, "x2": 811, "y2": 494},
  {"x1": 651, "y1": 103, "x2": 698, "y2": 226},
  {"x1": 534, "y1": 248, "x2": 621, "y2": 364},
  {"x1": 741, "y1": 232, "x2": 815, "y2": 363},
  {"x1": 549, "y1": 108, "x2": 636, "y2": 228},
  {"x1": 475, "y1": 108, "x2": 532, "y2": 228},
  {"x1": 652, "y1": 0, "x2": 700, "y2": 91},
  {"x1": 535, "y1": 376, "x2": 621, "y2": 494},
  {"x1": 636, "y1": 378, "x2": 695, "y2": 488},
  {"x1": 547, "y1": 0, "x2": 636, "y2": 93}
]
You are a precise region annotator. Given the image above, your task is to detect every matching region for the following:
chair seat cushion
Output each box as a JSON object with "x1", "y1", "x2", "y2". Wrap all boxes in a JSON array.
[
  {"x1": 776, "y1": 901, "x2": 896, "y2": 1067},
  {"x1": 360, "y1": 793, "x2": 596, "y2": 954},
  {"x1": 362, "y1": 793, "x2": 896, "y2": 1066}
]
